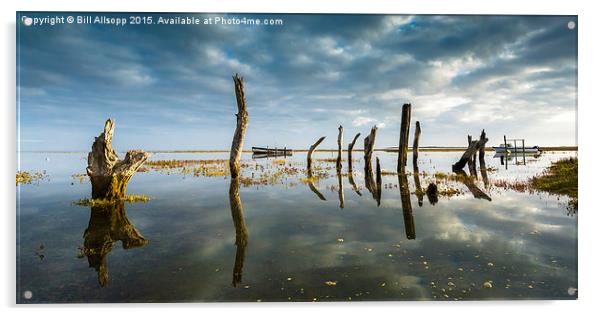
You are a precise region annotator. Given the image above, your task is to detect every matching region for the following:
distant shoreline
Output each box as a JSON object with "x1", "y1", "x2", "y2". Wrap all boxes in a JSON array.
[{"x1": 19, "y1": 146, "x2": 578, "y2": 154}]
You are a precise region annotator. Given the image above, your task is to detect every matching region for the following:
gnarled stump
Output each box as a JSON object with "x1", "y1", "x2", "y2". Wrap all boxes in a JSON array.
[
  {"x1": 230, "y1": 74, "x2": 249, "y2": 179},
  {"x1": 86, "y1": 119, "x2": 150, "y2": 200},
  {"x1": 452, "y1": 134, "x2": 488, "y2": 172}
]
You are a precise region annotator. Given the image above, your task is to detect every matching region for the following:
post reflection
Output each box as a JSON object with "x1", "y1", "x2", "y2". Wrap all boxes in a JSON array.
[
  {"x1": 306, "y1": 169, "x2": 326, "y2": 201},
  {"x1": 364, "y1": 158, "x2": 380, "y2": 206},
  {"x1": 453, "y1": 170, "x2": 492, "y2": 201},
  {"x1": 413, "y1": 165, "x2": 424, "y2": 207},
  {"x1": 229, "y1": 177, "x2": 248, "y2": 287},
  {"x1": 398, "y1": 173, "x2": 416, "y2": 240},
  {"x1": 81, "y1": 201, "x2": 148, "y2": 287},
  {"x1": 337, "y1": 169, "x2": 345, "y2": 209}
]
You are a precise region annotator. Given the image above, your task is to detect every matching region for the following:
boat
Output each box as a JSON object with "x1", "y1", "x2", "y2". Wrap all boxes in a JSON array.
[{"x1": 492, "y1": 143, "x2": 540, "y2": 154}]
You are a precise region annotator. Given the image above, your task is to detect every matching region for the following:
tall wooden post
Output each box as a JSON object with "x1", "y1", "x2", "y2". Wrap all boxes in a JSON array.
[
  {"x1": 412, "y1": 121, "x2": 421, "y2": 170},
  {"x1": 364, "y1": 126, "x2": 378, "y2": 170},
  {"x1": 397, "y1": 103, "x2": 412, "y2": 173},
  {"x1": 347, "y1": 133, "x2": 361, "y2": 171},
  {"x1": 478, "y1": 130, "x2": 488, "y2": 167},
  {"x1": 336, "y1": 125, "x2": 343, "y2": 172},
  {"x1": 230, "y1": 74, "x2": 249, "y2": 179},
  {"x1": 307, "y1": 136, "x2": 326, "y2": 170}
]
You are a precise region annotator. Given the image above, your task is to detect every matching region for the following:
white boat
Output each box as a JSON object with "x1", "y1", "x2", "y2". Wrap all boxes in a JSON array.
[{"x1": 492, "y1": 143, "x2": 540, "y2": 154}]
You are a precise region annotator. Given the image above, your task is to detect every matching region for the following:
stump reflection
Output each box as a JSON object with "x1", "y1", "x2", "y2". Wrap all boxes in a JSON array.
[{"x1": 81, "y1": 201, "x2": 148, "y2": 287}]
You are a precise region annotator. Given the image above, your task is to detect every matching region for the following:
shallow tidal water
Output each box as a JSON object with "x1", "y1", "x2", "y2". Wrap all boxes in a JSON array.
[{"x1": 16, "y1": 150, "x2": 577, "y2": 303}]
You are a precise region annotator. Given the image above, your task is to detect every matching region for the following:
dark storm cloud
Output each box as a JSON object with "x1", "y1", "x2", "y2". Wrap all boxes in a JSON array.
[{"x1": 17, "y1": 13, "x2": 577, "y2": 150}]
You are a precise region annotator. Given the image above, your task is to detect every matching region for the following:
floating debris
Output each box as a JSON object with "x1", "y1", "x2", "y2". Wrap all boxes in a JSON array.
[{"x1": 324, "y1": 281, "x2": 338, "y2": 286}]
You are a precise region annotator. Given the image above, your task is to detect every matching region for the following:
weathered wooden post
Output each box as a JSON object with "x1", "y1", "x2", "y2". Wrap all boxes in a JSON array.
[
  {"x1": 336, "y1": 125, "x2": 344, "y2": 172},
  {"x1": 397, "y1": 103, "x2": 412, "y2": 173},
  {"x1": 478, "y1": 129, "x2": 488, "y2": 167},
  {"x1": 364, "y1": 126, "x2": 378, "y2": 171},
  {"x1": 412, "y1": 121, "x2": 421, "y2": 170},
  {"x1": 347, "y1": 132, "x2": 361, "y2": 171},
  {"x1": 86, "y1": 119, "x2": 150, "y2": 200},
  {"x1": 230, "y1": 74, "x2": 249, "y2": 179},
  {"x1": 452, "y1": 135, "x2": 488, "y2": 172},
  {"x1": 307, "y1": 136, "x2": 326, "y2": 170}
]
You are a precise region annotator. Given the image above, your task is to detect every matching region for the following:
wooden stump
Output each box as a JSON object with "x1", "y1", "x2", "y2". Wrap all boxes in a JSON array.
[
  {"x1": 364, "y1": 126, "x2": 378, "y2": 171},
  {"x1": 230, "y1": 74, "x2": 249, "y2": 179},
  {"x1": 397, "y1": 103, "x2": 412, "y2": 172},
  {"x1": 452, "y1": 135, "x2": 488, "y2": 172},
  {"x1": 336, "y1": 125, "x2": 344, "y2": 172},
  {"x1": 86, "y1": 119, "x2": 150, "y2": 200},
  {"x1": 307, "y1": 136, "x2": 326, "y2": 170},
  {"x1": 347, "y1": 133, "x2": 361, "y2": 171}
]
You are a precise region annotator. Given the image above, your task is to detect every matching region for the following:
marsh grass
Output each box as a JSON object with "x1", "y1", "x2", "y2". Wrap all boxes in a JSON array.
[
  {"x1": 16, "y1": 170, "x2": 47, "y2": 185},
  {"x1": 73, "y1": 194, "x2": 152, "y2": 207},
  {"x1": 530, "y1": 158, "x2": 577, "y2": 199}
]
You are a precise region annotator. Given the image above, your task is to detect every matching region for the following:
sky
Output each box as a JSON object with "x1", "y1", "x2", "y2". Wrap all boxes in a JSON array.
[{"x1": 17, "y1": 13, "x2": 577, "y2": 151}]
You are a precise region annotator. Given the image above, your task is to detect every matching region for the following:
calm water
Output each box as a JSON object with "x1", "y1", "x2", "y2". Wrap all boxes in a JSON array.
[{"x1": 16, "y1": 150, "x2": 577, "y2": 303}]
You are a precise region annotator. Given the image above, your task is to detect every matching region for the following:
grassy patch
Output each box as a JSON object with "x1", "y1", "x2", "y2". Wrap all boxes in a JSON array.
[
  {"x1": 73, "y1": 194, "x2": 152, "y2": 207},
  {"x1": 16, "y1": 170, "x2": 47, "y2": 185},
  {"x1": 530, "y1": 157, "x2": 577, "y2": 198}
]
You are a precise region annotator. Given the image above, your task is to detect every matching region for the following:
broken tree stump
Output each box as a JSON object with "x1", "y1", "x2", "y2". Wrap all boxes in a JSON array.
[
  {"x1": 229, "y1": 74, "x2": 249, "y2": 179},
  {"x1": 452, "y1": 134, "x2": 488, "y2": 172},
  {"x1": 364, "y1": 125, "x2": 378, "y2": 171},
  {"x1": 412, "y1": 121, "x2": 421, "y2": 170},
  {"x1": 86, "y1": 119, "x2": 150, "y2": 200},
  {"x1": 347, "y1": 132, "x2": 361, "y2": 171},
  {"x1": 397, "y1": 103, "x2": 412, "y2": 172},
  {"x1": 307, "y1": 136, "x2": 326, "y2": 170},
  {"x1": 478, "y1": 129, "x2": 488, "y2": 168},
  {"x1": 229, "y1": 176, "x2": 248, "y2": 287},
  {"x1": 336, "y1": 125, "x2": 344, "y2": 172}
]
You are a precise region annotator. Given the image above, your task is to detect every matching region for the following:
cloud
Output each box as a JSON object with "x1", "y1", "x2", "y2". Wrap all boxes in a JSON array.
[{"x1": 17, "y1": 13, "x2": 577, "y2": 150}]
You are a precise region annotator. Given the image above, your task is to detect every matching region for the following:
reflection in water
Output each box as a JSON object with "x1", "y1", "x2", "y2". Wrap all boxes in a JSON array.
[
  {"x1": 347, "y1": 171, "x2": 362, "y2": 196},
  {"x1": 453, "y1": 170, "x2": 492, "y2": 201},
  {"x1": 413, "y1": 165, "x2": 424, "y2": 207},
  {"x1": 229, "y1": 177, "x2": 248, "y2": 287},
  {"x1": 337, "y1": 169, "x2": 344, "y2": 209},
  {"x1": 81, "y1": 201, "x2": 148, "y2": 287},
  {"x1": 364, "y1": 159, "x2": 380, "y2": 206},
  {"x1": 426, "y1": 183, "x2": 439, "y2": 205},
  {"x1": 479, "y1": 158, "x2": 489, "y2": 188},
  {"x1": 398, "y1": 173, "x2": 416, "y2": 240},
  {"x1": 306, "y1": 169, "x2": 326, "y2": 201}
]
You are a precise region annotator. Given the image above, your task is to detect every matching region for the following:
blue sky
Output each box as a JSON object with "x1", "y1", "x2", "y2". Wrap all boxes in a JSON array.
[{"x1": 17, "y1": 13, "x2": 577, "y2": 151}]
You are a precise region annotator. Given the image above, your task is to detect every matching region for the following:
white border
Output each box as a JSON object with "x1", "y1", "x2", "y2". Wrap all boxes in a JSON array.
[{"x1": 2, "y1": 1, "x2": 600, "y2": 315}]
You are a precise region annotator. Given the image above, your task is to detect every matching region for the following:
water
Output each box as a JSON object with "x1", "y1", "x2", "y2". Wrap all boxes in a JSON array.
[{"x1": 16, "y1": 150, "x2": 577, "y2": 302}]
